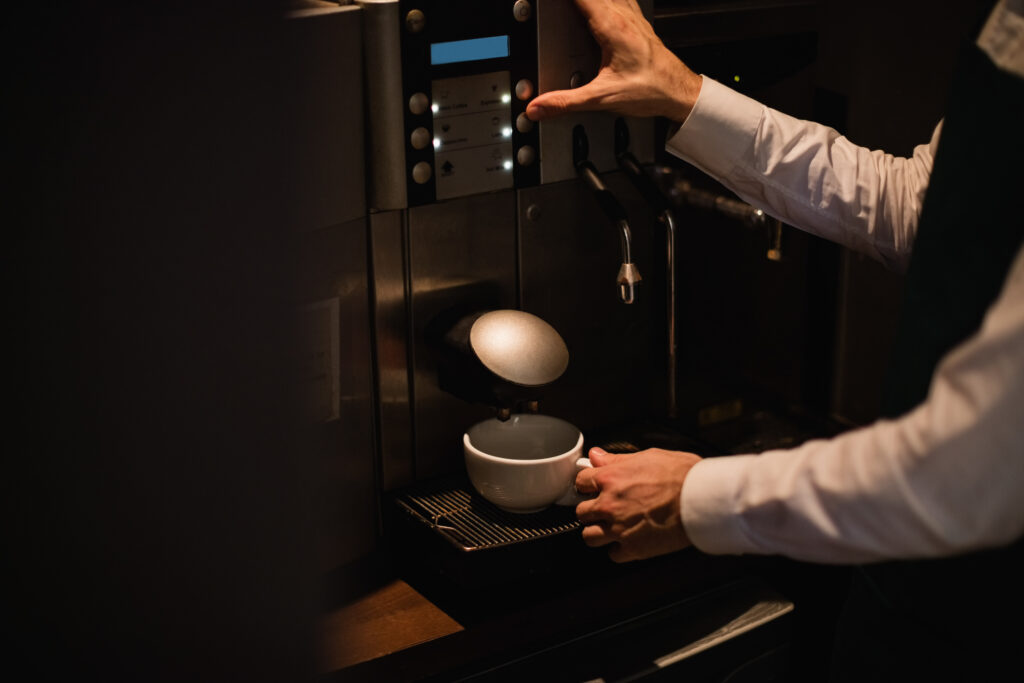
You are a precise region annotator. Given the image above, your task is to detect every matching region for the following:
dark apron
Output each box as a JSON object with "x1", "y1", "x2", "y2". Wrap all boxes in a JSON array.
[{"x1": 829, "y1": 43, "x2": 1024, "y2": 681}]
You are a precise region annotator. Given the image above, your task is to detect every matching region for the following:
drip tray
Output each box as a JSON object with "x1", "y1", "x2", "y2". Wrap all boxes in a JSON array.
[
  {"x1": 393, "y1": 477, "x2": 583, "y2": 552},
  {"x1": 391, "y1": 441, "x2": 643, "y2": 554}
]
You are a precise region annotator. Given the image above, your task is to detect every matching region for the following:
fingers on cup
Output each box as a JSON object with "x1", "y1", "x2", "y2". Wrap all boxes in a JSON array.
[
  {"x1": 581, "y1": 523, "x2": 615, "y2": 548},
  {"x1": 608, "y1": 542, "x2": 638, "y2": 563},
  {"x1": 575, "y1": 497, "x2": 600, "y2": 522},
  {"x1": 575, "y1": 468, "x2": 600, "y2": 495}
]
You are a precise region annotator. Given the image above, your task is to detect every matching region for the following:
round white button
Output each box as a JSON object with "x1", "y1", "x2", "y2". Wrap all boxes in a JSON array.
[
  {"x1": 513, "y1": 0, "x2": 532, "y2": 22},
  {"x1": 515, "y1": 112, "x2": 534, "y2": 134},
  {"x1": 515, "y1": 79, "x2": 534, "y2": 101},
  {"x1": 408, "y1": 92, "x2": 429, "y2": 115},
  {"x1": 405, "y1": 9, "x2": 425, "y2": 34},
  {"x1": 517, "y1": 146, "x2": 536, "y2": 166},
  {"x1": 410, "y1": 127, "x2": 431, "y2": 150},
  {"x1": 412, "y1": 161, "x2": 432, "y2": 184}
]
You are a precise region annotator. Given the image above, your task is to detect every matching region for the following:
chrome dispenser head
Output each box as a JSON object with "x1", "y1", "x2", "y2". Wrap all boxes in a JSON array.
[
  {"x1": 434, "y1": 309, "x2": 569, "y2": 421},
  {"x1": 573, "y1": 124, "x2": 641, "y2": 304},
  {"x1": 469, "y1": 310, "x2": 569, "y2": 388}
]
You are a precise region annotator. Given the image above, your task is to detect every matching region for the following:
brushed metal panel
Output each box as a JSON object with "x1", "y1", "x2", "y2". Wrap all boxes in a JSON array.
[
  {"x1": 286, "y1": 5, "x2": 367, "y2": 229},
  {"x1": 369, "y1": 210, "x2": 415, "y2": 490},
  {"x1": 535, "y1": 0, "x2": 654, "y2": 184},
  {"x1": 408, "y1": 192, "x2": 518, "y2": 478},
  {"x1": 356, "y1": 0, "x2": 408, "y2": 210},
  {"x1": 519, "y1": 173, "x2": 661, "y2": 435}
]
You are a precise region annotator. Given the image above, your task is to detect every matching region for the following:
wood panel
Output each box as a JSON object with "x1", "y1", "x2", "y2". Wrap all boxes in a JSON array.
[{"x1": 320, "y1": 580, "x2": 464, "y2": 672}]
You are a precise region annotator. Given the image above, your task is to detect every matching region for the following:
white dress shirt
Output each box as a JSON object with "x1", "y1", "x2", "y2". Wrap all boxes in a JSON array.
[{"x1": 665, "y1": 0, "x2": 1024, "y2": 564}]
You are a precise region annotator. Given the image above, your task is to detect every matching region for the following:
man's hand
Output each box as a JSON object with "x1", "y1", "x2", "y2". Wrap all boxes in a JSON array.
[
  {"x1": 525, "y1": 0, "x2": 702, "y2": 124},
  {"x1": 575, "y1": 446, "x2": 701, "y2": 562}
]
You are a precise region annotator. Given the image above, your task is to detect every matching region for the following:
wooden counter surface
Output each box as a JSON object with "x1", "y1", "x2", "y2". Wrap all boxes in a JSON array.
[
  {"x1": 320, "y1": 579, "x2": 463, "y2": 673},
  {"x1": 320, "y1": 549, "x2": 754, "y2": 682}
]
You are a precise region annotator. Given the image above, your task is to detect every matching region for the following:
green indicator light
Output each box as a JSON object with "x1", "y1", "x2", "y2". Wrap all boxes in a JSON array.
[{"x1": 733, "y1": 75, "x2": 741, "y2": 83}]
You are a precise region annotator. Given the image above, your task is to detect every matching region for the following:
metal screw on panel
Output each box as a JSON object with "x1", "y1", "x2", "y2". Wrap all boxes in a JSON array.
[
  {"x1": 515, "y1": 112, "x2": 534, "y2": 134},
  {"x1": 406, "y1": 9, "x2": 425, "y2": 33},
  {"x1": 412, "y1": 161, "x2": 432, "y2": 184},
  {"x1": 513, "y1": 0, "x2": 533, "y2": 22},
  {"x1": 408, "y1": 92, "x2": 430, "y2": 115},
  {"x1": 515, "y1": 78, "x2": 534, "y2": 101},
  {"x1": 410, "y1": 127, "x2": 431, "y2": 150},
  {"x1": 517, "y1": 145, "x2": 537, "y2": 167},
  {"x1": 526, "y1": 204, "x2": 542, "y2": 221}
]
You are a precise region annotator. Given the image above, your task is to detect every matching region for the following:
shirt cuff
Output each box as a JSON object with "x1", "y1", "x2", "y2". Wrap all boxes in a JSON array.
[
  {"x1": 681, "y1": 454, "x2": 760, "y2": 556},
  {"x1": 665, "y1": 76, "x2": 764, "y2": 179}
]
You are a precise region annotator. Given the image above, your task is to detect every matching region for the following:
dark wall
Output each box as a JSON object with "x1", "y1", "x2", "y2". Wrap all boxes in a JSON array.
[
  {"x1": 816, "y1": 0, "x2": 996, "y2": 424},
  {"x1": 653, "y1": 0, "x2": 997, "y2": 427},
  {"x1": 7, "y1": 2, "x2": 317, "y2": 680}
]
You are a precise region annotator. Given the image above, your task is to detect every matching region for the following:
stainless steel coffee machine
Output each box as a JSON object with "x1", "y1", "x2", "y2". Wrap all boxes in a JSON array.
[
  {"x1": 360, "y1": 0, "x2": 660, "y2": 491},
  {"x1": 309, "y1": 2, "x2": 840, "y2": 679}
]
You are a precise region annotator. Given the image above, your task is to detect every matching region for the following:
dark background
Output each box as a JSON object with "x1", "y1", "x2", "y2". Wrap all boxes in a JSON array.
[
  {"x1": 4, "y1": 0, "x2": 998, "y2": 679},
  {"x1": 6, "y1": 2, "x2": 317, "y2": 680}
]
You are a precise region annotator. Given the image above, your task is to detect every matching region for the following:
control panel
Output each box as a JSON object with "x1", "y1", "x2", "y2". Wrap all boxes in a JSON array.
[
  {"x1": 359, "y1": 0, "x2": 653, "y2": 209},
  {"x1": 399, "y1": 0, "x2": 538, "y2": 206}
]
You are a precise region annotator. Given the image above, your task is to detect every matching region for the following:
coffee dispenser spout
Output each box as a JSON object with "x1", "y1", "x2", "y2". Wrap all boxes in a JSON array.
[
  {"x1": 617, "y1": 259, "x2": 641, "y2": 305},
  {"x1": 432, "y1": 309, "x2": 570, "y2": 416},
  {"x1": 615, "y1": 118, "x2": 679, "y2": 418},
  {"x1": 573, "y1": 124, "x2": 641, "y2": 304}
]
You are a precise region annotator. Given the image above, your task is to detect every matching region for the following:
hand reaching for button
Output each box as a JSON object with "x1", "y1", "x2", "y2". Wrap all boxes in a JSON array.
[
  {"x1": 525, "y1": 0, "x2": 702, "y2": 125},
  {"x1": 574, "y1": 446, "x2": 701, "y2": 562}
]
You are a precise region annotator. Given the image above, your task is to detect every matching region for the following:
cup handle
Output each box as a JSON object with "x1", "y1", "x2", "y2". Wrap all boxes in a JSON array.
[{"x1": 554, "y1": 457, "x2": 594, "y2": 507}]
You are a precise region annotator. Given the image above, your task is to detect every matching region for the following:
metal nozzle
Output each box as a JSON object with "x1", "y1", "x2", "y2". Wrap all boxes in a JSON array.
[
  {"x1": 617, "y1": 262, "x2": 642, "y2": 305},
  {"x1": 616, "y1": 117, "x2": 677, "y2": 417},
  {"x1": 574, "y1": 124, "x2": 641, "y2": 304}
]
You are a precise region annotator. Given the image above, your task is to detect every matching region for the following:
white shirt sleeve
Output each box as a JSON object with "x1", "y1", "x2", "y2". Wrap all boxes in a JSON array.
[
  {"x1": 668, "y1": 0, "x2": 1024, "y2": 563},
  {"x1": 681, "y1": 245, "x2": 1024, "y2": 564},
  {"x1": 666, "y1": 77, "x2": 939, "y2": 272}
]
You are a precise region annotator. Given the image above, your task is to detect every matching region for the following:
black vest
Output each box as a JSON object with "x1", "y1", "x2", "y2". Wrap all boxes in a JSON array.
[{"x1": 829, "y1": 44, "x2": 1024, "y2": 681}]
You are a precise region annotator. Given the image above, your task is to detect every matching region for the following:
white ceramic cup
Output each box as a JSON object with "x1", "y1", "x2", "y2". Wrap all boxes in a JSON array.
[{"x1": 463, "y1": 413, "x2": 592, "y2": 514}]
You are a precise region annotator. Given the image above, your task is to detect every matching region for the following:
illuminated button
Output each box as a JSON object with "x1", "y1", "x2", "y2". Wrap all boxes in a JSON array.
[
  {"x1": 514, "y1": 79, "x2": 534, "y2": 101},
  {"x1": 570, "y1": 71, "x2": 586, "y2": 88},
  {"x1": 517, "y1": 145, "x2": 536, "y2": 167},
  {"x1": 515, "y1": 112, "x2": 534, "y2": 133},
  {"x1": 513, "y1": 0, "x2": 532, "y2": 22},
  {"x1": 408, "y1": 92, "x2": 429, "y2": 115},
  {"x1": 405, "y1": 9, "x2": 425, "y2": 34},
  {"x1": 410, "y1": 127, "x2": 431, "y2": 150},
  {"x1": 412, "y1": 161, "x2": 432, "y2": 184}
]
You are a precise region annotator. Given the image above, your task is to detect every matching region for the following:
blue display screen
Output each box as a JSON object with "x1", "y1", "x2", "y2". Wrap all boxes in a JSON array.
[{"x1": 430, "y1": 35, "x2": 509, "y2": 65}]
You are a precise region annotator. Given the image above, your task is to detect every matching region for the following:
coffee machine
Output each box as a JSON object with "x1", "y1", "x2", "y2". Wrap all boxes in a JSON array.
[
  {"x1": 311, "y1": 1, "x2": 842, "y2": 679},
  {"x1": 360, "y1": 0, "x2": 660, "y2": 493}
]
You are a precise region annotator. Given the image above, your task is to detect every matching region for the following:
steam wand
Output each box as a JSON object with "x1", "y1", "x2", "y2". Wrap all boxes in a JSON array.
[
  {"x1": 614, "y1": 118, "x2": 678, "y2": 419},
  {"x1": 573, "y1": 125, "x2": 641, "y2": 304}
]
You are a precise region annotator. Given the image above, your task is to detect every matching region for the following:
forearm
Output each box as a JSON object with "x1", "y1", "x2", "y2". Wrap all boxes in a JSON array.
[
  {"x1": 682, "y1": 244, "x2": 1024, "y2": 564},
  {"x1": 668, "y1": 78, "x2": 938, "y2": 271}
]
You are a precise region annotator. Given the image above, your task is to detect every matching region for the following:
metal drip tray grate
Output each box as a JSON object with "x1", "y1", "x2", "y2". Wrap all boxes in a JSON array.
[{"x1": 394, "y1": 478, "x2": 582, "y2": 552}]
